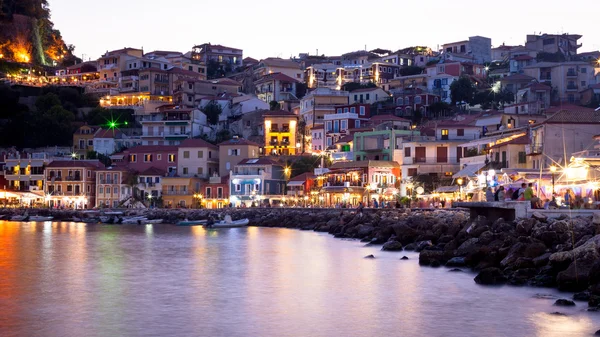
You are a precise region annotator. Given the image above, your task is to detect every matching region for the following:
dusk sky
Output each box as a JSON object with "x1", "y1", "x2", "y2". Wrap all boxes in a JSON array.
[{"x1": 50, "y1": 0, "x2": 598, "y2": 60}]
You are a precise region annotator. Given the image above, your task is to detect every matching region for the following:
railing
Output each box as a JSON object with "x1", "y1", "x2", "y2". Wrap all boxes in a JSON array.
[
  {"x1": 165, "y1": 190, "x2": 191, "y2": 195},
  {"x1": 46, "y1": 176, "x2": 62, "y2": 181},
  {"x1": 270, "y1": 140, "x2": 279, "y2": 145},
  {"x1": 566, "y1": 71, "x2": 578, "y2": 77},
  {"x1": 540, "y1": 75, "x2": 552, "y2": 81},
  {"x1": 99, "y1": 179, "x2": 114, "y2": 184},
  {"x1": 403, "y1": 157, "x2": 459, "y2": 165},
  {"x1": 269, "y1": 128, "x2": 290, "y2": 133},
  {"x1": 566, "y1": 84, "x2": 579, "y2": 90},
  {"x1": 525, "y1": 144, "x2": 543, "y2": 155},
  {"x1": 65, "y1": 176, "x2": 82, "y2": 181}
]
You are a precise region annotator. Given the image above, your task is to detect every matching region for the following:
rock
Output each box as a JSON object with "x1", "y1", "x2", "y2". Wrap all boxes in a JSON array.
[
  {"x1": 500, "y1": 242, "x2": 527, "y2": 268},
  {"x1": 595, "y1": 329, "x2": 600, "y2": 336},
  {"x1": 478, "y1": 231, "x2": 495, "y2": 245},
  {"x1": 474, "y1": 267, "x2": 507, "y2": 285},
  {"x1": 532, "y1": 212, "x2": 548, "y2": 222},
  {"x1": 446, "y1": 257, "x2": 466, "y2": 267},
  {"x1": 400, "y1": 256, "x2": 409, "y2": 260},
  {"x1": 550, "y1": 312, "x2": 568, "y2": 316},
  {"x1": 449, "y1": 268, "x2": 464, "y2": 272},
  {"x1": 356, "y1": 225, "x2": 375, "y2": 238},
  {"x1": 554, "y1": 299, "x2": 576, "y2": 306},
  {"x1": 419, "y1": 250, "x2": 451, "y2": 266},
  {"x1": 364, "y1": 254, "x2": 375, "y2": 259},
  {"x1": 594, "y1": 213, "x2": 600, "y2": 225},
  {"x1": 550, "y1": 235, "x2": 600, "y2": 267},
  {"x1": 415, "y1": 240, "x2": 433, "y2": 252},
  {"x1": 589, "y1": 295, "x2": 600, "y2": 307},
  {"x1": 456, "y1": 238, "x2": 480, "y2": 256},
  {"x1": 382, "y1": 241, "x2": 403, "y2": 251},
  {"x1": 536, "y1": 231, "x2": 558, "y2": 247},
  {"x1": 573, "y1": 291, "x2": 591, "y2": 301},
  {"x1": 404, "y1": 243, "x2": 416, "y2": 251},
  {"x1": 512, "y1": 257, "x2": 535, "y2": 270},
  {"x1": 430, "y1": 260, "x2": 441, "y2": 267}
]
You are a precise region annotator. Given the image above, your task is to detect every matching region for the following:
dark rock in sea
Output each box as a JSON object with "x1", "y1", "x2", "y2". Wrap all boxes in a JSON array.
[
  {"x1": 550, "y1": 312, "x2": 567, "y2": 316},
  {"x1": 364, "y1": 254, "x2": 375, "y2": 259},
  {"x1": 400, "y1": 256, "x2": 409, "y2": 260},
  {"x1": 589, "y1": 295, "x2": 600, "y2": 307},
  {"x1": 532, "y1": 294, "x2": 558, "y2": 300},
  {"x1": 415, "y1": 240, "x2": 433, "y2": 252},
  {"x1": 381, "y1": 240, "x2": 403, "y2": 251},
  {"x1": 573, "y1": 291, "x2": 591, "y2": 301},
  {"x1": 554, "y1": 299, "x2": 576, "y2": 306},
  {"x1": 595, "y1": 329, "x2": 600, "y2": 335},
  {"x1": 430, "y1": 260, "x2": 441, "y2": 267},
  {"x1": 474, "y1": 268, "x2": 507, "y2": 285},
  {"x1": 446, "y1": 257, "x2": 466, "y2": 267},
  {"x1": 449, "y1": 268, "x2": 463, "y2": 272},
  {"x1": 403, "y1": 243, "x2": 416, "y2": 251}
]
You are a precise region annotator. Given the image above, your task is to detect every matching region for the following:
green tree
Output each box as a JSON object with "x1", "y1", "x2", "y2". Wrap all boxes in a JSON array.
[
  {"x1": 215, "y1": 129, "x2": 232, "y2": 144},
  {"x1": 35, "y1": 92, "x2": 61, "y2": 113},
  {"x1": 201, "y1": 100, "x2": 223, "y2": 125},
  {"x1": 450, "y1": 76, "x2": 476, "y2": 105},
  {"x1": 399, "y1": 66, "x2": 424, "y2": 76},
  {"x1": 269, "y1": 100, "x2": 280, "y2": 111},
  {"x1": 295, "y1": 82, "x2": 307, "y2": 99},
  {"x1": 429, "y1": 102, "x2": 451, "y2": 117}
]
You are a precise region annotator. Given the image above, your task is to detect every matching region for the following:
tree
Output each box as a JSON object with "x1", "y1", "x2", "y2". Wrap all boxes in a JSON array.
[
  {"x1": 35, "y1": 92, "x2": 61, "y2": 113},
  {"x1": 269, "y1": 100, "x2": 280, "y2": 111},
  {"x1": 206, "y1": 60, "x2": 225, "y2": 79},
  {"x1": 295, "y1": 82, "x2": 307, "y2": 99},
  {"x1": 472, "y1": 88, "x2": 515, "y2": 110},
  {"x1": 215, "y1": 129, "x2": 232, "y2": 144},
  {"x1": 399, "y1": 66, "x2": 424, "y2": 77},
  {"x1": 201, "y1": 100, "x2": 222, "y2": 125},
  {"x1": 450, "y1": 76, "x2": 476, "y2": 105},
  {"x1": 290, "y1": 156, "x2": 322, "y2": 176},
  {"x1": 429, "y1": 102, "x2": 451, "y2": 118}
]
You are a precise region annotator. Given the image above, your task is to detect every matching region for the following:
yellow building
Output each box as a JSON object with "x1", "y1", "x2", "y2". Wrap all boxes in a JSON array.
[
  {"x1": 73, "y1": 125, "x2": 101, "y2": 158},
  {"x1": 263, "y1": 110, "x2": 299, "y2": 156},
  {"x1": 161, "y1": 177, "x2": 202, "y2": 208}
]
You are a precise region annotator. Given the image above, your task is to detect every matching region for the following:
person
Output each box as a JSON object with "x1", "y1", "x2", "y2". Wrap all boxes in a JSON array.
[
  {"x1": 549, "y1": 196, "x2": 559, "y2": 209},
  {"x1": 564, "y1": 189, "x2": 571, "y2": 208},
  {"x1": 543, "y1": 199, "x2": 550, "y2": 209},
  {"x1": 372, "y1": 198, "x2": 378, "y2": 208},
  {"x1": 486, "y1": 187, "x2": 495, "y2": 202},
  {"x1": 396, "y1": 200, "x2": 401, "y2": 209},
  {"x1": 357, "y1": 201, "x2": 364, "y2": 214},
  {"x1": 497, "y1": 186, "x2": 506, "y2": 201},
  {"x1": 518, "y1": 183, "x2": 527, "y2": 201}
]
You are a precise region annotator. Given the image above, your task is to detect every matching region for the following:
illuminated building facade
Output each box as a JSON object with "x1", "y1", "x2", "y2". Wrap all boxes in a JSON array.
[
  {"x1": 44, "y1": 160, "x2": 105, "y2": 209},
  {"x1": 229, "y1": 158, "x2": 286, "y2": 206},
  {"x1": 263, "y1": 110, "x2": 299, "y2": 156},
  {"x1": 95, "y1": 168, "x2": 132, "y2": 208}
]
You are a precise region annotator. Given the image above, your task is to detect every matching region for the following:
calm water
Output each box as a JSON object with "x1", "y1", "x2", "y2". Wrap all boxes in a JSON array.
[{"x1": 1, "y1": 221, "x2": 599, "y2": 337}]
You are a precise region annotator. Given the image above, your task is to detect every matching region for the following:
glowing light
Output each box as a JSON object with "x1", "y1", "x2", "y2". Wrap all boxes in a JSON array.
[
  {"x1": 71, "y1": 153, "x2": 77, "y2": 158},
  {"x1": 550, "y1": 165, "x2": 557, "y2": 173},
  {"x1": 491, "y1": 81, "x2": 501, "y2": 93}
]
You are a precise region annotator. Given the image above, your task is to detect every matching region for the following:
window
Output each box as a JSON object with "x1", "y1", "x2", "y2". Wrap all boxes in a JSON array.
[
  {"x1": 99, "y1": 187, "x2": 103, "y2": 193},
  {"x1": 168, "y1": 154, "x2": 175, "y2": 162},
  {"x1": 441, "y1": 129, "x2": 449, "y2": 140},
  {"x1": 397, "y1": 98, "x2": 404, "y2": 105},
  {"x1": 144, "y1": 154, "x2": 152, "y2": 162},
  {"x1": 87, "y1": 170, "x2": 91, "y2": 178},
  {"x1": 183, "y1": 167, "x2": 188, "y2": 175},
  {"x1": 414, "y1": 96, "x2": 422, "y2": 104},
  {"x1": 350, "y1": 107, "x2": 356, "y2": 113},
  {"x1": 183, "y1": 151, "x2": 190, "y2": 159},
  {"x1": 408, "y1": 168, "x2": 418, "y2": 176},
  {"x1": 197, "y1": 167, "x2": 203, "y2": 175},
  {"x1": 344, "y1": 108, "x2": 349, "y2": 113},
  {"x1": 457, "y1": 129, "x2": 464, "y2": 136},
  {"x1": 366, "y1": 94, "x2": 370, "y2": 100},
  {"x1": 235, "y1": 184, "x2": 241, "y2": 192},
  {"x1": 354, "y1": 95, "x2": 357, "y2": 101},
  {"x1": 518, "y1": 152, "x2": 526, "y2": 164},
  {"x1": 355, "y1": 120, "x2": 360, "y2": 128},
  {"x1": 582, "y1": 81, "x2": 586, "y2": 87},
  {"x1": 197, "y1": 151, "x2": 203, "y2": 158},
  {"x1": 113, "y1": 187, "x2": 118, "y2": 194},
  {"x1": 157, "y1": 154, "x2": 162, "y2": 161},
  {"x1": 405, "y1": 147, "x2": 411, "y2": 157},
  {"x1": 441, "y1": 78, "x2": 448, "y2": 85},
  {"x1": 254, "y1": 184, "x2": 259, "y2": 191},
  {"x1": 341, "y1": 120, "x2": 347, "y2": 131},
  {"x1": 359, "y1": 106, "x2": 365, "y2": 116},
  {"x1": 581, "y1": 67, "x2": 587, "y2": 73},
  {"x1": 229, "y1": 149, "x2": 239, "y2": 156}
]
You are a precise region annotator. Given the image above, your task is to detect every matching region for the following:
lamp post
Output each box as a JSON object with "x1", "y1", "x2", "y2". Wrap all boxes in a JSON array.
[
  {"x1": 550, "y1": 165, "x2": 556, "y2": 196},
  {"x1": 147, "y1": 194, "x2": 153, "y2": 208},
  {"x1": 457, "y1": 178, "x2": 464, "y2": 201}
]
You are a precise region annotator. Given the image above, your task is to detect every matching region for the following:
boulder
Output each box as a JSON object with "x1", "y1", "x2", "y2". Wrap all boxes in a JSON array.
[
  {"x1": 550, "y1": 235, "x2": 600, "y2": 267},
  {"x1": 400, "y1": 256, "x2": 409, "y2": 260},
  {"x1": 430, "y1": 260, "x2": 441, "y2": 267},
  {"x1": 554, "y1": 299, "x2": 576, "y2": 306},
  {"x1": 595, "y1": 329, "x2": 600, "y2": 336},
  {"x1": 500, "y1": 242, "x2": 528, "y2": 268},
  {"x1": 364, "y1": 254, "x2": 375, "y2": 259},
  {"x1": 449, "y1": 268, "x2": 464, "y2": 272},
  {"x1": 419, "y1": 250, "x2": 451, "y2": 266},
  {"x1": 456, "y1": 238, "x2": 480, "y2": 256},
  {"x1": 356, "y1": 225, "x2": 375, "y2": 238},
  {"x1": 474, "y1": 268, "x2": 507, "y2": 285},
  {"x1": 532, "y1": 253, "x2": 552, "y2": 267},
  {"x1": 557, "y1": 256, "x2": 598, "y2": 292},
  {"x1": 532, "y1": 212, "x2": 548, "y2": 222},
  {"x1": 415, "y1": 240, "x2": 433, "y2": 252},
  {"x1": 446, "y1": 257, "x2": 466, "y2": 267},
  {"x1": 573, "y1": 291, "x2": 591, "y2": 301},
  {"x1": 404, "y1": 243, "x2": 417, "y2": 251},
  {"x1": 593, "y1": 213, "x2": 600, "y2": 225},
  {"x1": 381, "y1": 240, "x2": 403, "y2": 251}
]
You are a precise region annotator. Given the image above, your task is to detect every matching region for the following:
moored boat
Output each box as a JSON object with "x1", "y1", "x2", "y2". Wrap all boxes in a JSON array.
[
  {"x1": 28, "y1": 216, "x2": 54, "y2": 222},
  {"x1": 176, "y1": 219, "x2": 207, "y2": 226},
  {"x1": 204, "y1": 215, "x2": 249, "y2": 229}
]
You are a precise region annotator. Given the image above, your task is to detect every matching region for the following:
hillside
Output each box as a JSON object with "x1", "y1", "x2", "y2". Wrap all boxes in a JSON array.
[{"x1": 0, "y1": 0, "x2": 78, "y2": 66}]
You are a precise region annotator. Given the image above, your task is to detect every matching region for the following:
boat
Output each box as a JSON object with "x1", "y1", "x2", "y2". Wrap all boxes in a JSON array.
[
  {"x1": 11, "y1": 215, "x2": 29, "y2": 221},
  {"x1": 176, "y1": 219, "x2": 207, "y2": 226},
  {"x1": 28, "y1": 216, "x2": 54, "y2": 222},
  {"x1": 144, "y1": 219, "x2": 163, "y2": 224},
  {"x1": 204, "y1": 215, "x2": 249, "y2": 229},
  {"x1": 121, "y1": 216, "x2": 148, "y2": 224}
]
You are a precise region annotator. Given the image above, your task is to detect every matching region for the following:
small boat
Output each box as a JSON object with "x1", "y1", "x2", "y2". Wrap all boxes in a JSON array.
[
  {"x1": 121, "y1": 216, "x2": 148, "y2": 224},
  {"x1": 144, "y1": 219, "x2": 163, "y2": 224},
  {"x1": 176, "y1": 219, "x2": 207, "y2": 226},
  {"x1": 28, "y1": 216, "x2": 54, "y2": 222},
  {"x1": 11, "y1": 215, "x2": 29, "y2": 221},
  {"x1": 204, "y1": 215, "x2": 249, "y2": 229}
]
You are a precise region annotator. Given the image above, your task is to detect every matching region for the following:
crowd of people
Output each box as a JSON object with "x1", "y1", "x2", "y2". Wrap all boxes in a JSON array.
[{"x1": 485, "y1": 182, "x2": 597, "y2": 210}]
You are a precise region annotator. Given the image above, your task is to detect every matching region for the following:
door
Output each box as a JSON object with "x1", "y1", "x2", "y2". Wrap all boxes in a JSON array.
[
  {"x1": 415, "y1": 147, "x2": 426, "y2": 163},
  {"x1": 437, "y1": 147, "x2": 448, "y2": 163},
  {"x1": 456, "y1": 147, "x2": 462, "y2": 163},
  {"x1": 501, "y1": 151, "x2": 507, "y2": 168}
]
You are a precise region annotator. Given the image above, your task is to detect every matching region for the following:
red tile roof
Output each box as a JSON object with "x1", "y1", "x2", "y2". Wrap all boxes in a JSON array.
[
  {"x1": 95, "y1": 129, "x2": 123, "y2": 138},
  {"x1": 544, "y1": 105, "x2": 596, "y2": 115},
  {"x1": 336, "y1": 134, "x2": 354, "y2": 144},
  {"x1": 140, "y1": 167, "x2": 166, "y2": 176},
  {"x1": 544, "y1": 109, "x2": 600, "y2": 124},
  {"x1": 125, "y1": 145, "x2": 179, "y2": 153},
  {"x1": 370, "y1": 114, "x2": 410, "y2": 122},
  {"x1": 289, "y1": 172, "x2": 316, "y2": 182},
  {"x1": 243, "y1": 57, "x2": 259, "y2": 64},
  {"x1": 179, "y1": 138, "x2": 218, "y2": 149},
  {"x1": 525, "y1": 82, "x2": 552, "y2": 91},
  {"x1": 255, "y1": 72, "x2": 299, "y2": 84},
  {"x1": 262, "y1": 110, "x2": 299, "y2": 117},
  {"x1": 47, "y1": 160, "x2": 105, "y2": 169},
  {"x1": 217, "y1": 138, "x2": 260, "y2": 147},
  {"x1": 501, "y1": 73, "x2": 536, "y2": 82}
]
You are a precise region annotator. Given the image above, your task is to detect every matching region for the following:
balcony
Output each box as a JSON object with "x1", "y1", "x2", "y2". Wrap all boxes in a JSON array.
[
  {"x1": 165, "y1": 190, "x2": 192, "y2": 195},
  {"x1": 99, "y1": 179, "x2": 114, "y2": 184},
  {"x1": 46, "y1": 176, "x2": 63, "y2": 181},
  {"x1": 539, "y1": 75, "x2": 552, "y2": 81},
  {"x1": 525, "y1": 144, "x2": 543, "y2": 155},
  {"x1": 269, "y1": 127, "x2": 290, "y2": 133},
  {"x1": 566, "y1": 70, "x2": 578, "y2": 77},
  {"x1": 65, "y1": 176, "x2": 82, "y2": 181},
  {"x1": 269, "y1": 140, "x2": 279, "y2": 146},
  {"x1": 403, "y1": 157, "x2": 459, "y2": 165},
  {"x1": 566, "y1": 84, "x2": 579, "y2": 91}
]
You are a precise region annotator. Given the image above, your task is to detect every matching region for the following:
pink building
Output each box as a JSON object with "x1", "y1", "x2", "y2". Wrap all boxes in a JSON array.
[{"x1": 113, "y1": 145, "x2": 178, "y2": 175}]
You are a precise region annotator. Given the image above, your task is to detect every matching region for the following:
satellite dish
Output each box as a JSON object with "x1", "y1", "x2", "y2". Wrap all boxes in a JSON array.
[{"x1": 416, "y1": 187, "x2": 424, "y2": 195}]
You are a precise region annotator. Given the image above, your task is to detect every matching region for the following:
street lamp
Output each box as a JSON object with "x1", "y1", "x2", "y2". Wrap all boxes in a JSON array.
[
  {"x1": 194, "y1": 193, "x2": 203, "y2": 208},
  {"x1": 147, "y1": 194, "x2": 153, "y2": 208},
  {"x1": 456, "y1": 178, "x2": 464, "y2": 201},
  {"x1": 550, "y1": 165, "x2": 557, "y2": 196}
]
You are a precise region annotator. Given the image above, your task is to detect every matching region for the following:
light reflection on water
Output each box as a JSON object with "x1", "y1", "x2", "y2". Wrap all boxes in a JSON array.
[{"x1": 0, "y1": 221, "x2": 599, "y2": 337}]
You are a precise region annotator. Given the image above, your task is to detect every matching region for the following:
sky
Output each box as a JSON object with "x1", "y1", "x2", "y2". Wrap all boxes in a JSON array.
[{"x1": 49, "y1": 0, "x2": 599, "y2": 61}]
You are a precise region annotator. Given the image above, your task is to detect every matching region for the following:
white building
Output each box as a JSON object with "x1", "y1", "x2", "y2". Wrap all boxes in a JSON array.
[
  {"x1": 176, "y1": 138, "x2": 219, "y2": 179},
  {"x1": 348, "y1": 87, "x2": 390, "y2": 105},
  {"x1": 140, "y1": 108, "x2": 207, "y2": 146}
]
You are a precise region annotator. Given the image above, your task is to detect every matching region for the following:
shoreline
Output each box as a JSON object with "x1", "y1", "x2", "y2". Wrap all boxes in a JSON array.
[{"x1": 2, "y1": 207, "x2": 600, "y2": 310}]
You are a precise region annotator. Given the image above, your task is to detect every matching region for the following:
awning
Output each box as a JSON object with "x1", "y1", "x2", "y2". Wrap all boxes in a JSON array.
[
  {"x1": 435, "y1": 186, "x2": 460, "y2": 193},
  {"x1": 475, "y1": 116, "x2": 502, "y2": 126},
  {"x1": 287, "y1": 181, "x2": 305, "y2": 187},
  {"x1": 452, "y1": 162, "x2": 486, "y2": 178}
]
